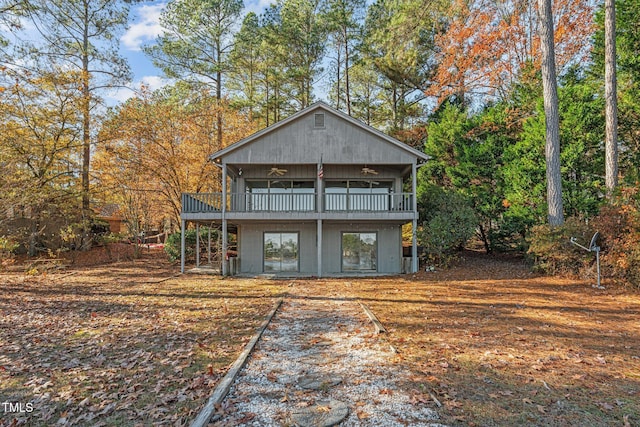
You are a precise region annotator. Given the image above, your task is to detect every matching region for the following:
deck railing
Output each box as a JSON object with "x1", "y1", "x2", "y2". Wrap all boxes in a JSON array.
[
  {"x1": 231, "y1": 192, "x2": 316, "y2": 212},
  {"x1": 182, "y1": 193, "x2": 223, "y2": 213},
  {"x1": 324, "y1": 193, "x2": 413, "y2": 212},
  {"x1": 182, "y1": 192, "x2": 414, "y2": 214}
]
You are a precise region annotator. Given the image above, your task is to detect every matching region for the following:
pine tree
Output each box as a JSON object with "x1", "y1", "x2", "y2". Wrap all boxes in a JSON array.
[{"x1": 537, "y1": 0, "x2": 564, "y2": 226}]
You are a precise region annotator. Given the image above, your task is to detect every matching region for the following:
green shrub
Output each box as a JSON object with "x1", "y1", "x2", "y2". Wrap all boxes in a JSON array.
[
  {"x1": 165, "y1": 228, "x2": 219, "y2": 262},
  {"x1": 0, "y1": 236, "x2": 19, "y2": 258},
  {"x1": 489, "y1": 207, "x2": 535, "y2": 253},
  {"x1": 417, "y1": 185, "x2": 477, "y2": 266}
]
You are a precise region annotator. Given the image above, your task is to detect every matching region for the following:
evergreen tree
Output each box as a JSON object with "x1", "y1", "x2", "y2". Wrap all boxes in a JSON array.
[
  {"x1": 323, "y1": 0, "x2": 366, "y2": 115},
  {"x1": 144, "y1": 0, "x2": 243, "y2": 145},
  {"x1": 537, "y1": 0, "x2": 564, "y2": 226}
]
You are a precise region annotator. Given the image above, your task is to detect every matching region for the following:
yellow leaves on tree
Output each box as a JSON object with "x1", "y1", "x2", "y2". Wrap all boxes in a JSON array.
[
  {"x1": 0, "y1": 70, "x2": 84, "y2": 207},
  {"x1": 94, "y1": 87, "x2": 255, "y2": 232}
]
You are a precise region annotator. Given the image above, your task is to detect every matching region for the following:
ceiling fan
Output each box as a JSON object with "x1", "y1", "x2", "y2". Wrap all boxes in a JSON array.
[
  {"x1": 361, "y1": 166, "x2": 379, "y2": 175},
  {"x1": 268, "y1": 167, "x2": 288, "y2": 176}
]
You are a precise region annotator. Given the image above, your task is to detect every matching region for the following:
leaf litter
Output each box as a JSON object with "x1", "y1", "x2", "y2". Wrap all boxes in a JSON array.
[
  {"x1": 0, "y1": 251, "x2": 283, "y2": 427},
  {"x1": 2, "y1": 249, "x2": 639, "y2": 426}
]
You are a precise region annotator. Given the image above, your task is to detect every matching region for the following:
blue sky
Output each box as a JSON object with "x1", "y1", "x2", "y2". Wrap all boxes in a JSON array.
[{"x1": 108, "y1": 0, "x2": 275, "y2": 104}]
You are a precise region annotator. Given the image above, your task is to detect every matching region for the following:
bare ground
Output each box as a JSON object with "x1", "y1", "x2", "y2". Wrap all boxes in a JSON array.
[
  {"x1": 1, "y1": 250, "x2": 639, "y2": 426},
  {"x1": 216, "y1": 298, "x2": 442, "y2": 426}
]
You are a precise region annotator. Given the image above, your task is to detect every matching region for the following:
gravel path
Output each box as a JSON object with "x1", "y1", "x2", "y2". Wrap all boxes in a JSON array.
[{"x1": 210, "y1": 297, "x2": 446, "y2": 426}]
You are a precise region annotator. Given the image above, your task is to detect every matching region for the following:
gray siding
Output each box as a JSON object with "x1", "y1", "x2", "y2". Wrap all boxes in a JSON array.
[
  {"x1": 238, "y1": 222, "x2": 317, "y2": 274},
  {"x1": 236, "y1": 221, "x2": 402, "y2": 274},
  {"x1": 182, "y1": 102, "x2": 424, "y2": 276},
  {"x1": 222, "y1": 110, "x2": 417, "y2": 165}
]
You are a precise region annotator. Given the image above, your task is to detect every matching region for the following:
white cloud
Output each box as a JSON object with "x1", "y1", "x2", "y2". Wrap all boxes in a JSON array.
[
  {"x1": 121, "y1": 3, "x2": 166, "y2": 52},
  {"x1": 140, "y1": 75, "x2": 170, "y2": 92},
  {"x1": 243, "y1": 0, "x2": 276, "y2": 17},
  {"x1": 121, "y1": 1, "x2": 276, "y2": 51},
  {"x1": 105, "y1": 75, "x2": 172, "y2": 105}
]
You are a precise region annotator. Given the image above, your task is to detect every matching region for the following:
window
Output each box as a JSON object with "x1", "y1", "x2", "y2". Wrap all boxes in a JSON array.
[
  {"x1": 324, "y1": 180, "x2": 392, "y2": 211},
  {"x1": 342, "y1": 232, "x2": 377, "y2": 271},
  {"x1": 246, "y1": 180, "x2": 315, "y2": 211},
  {"x1": 314, "y1": 113, "x2": 325, "y2": 128},
  {"x1": 264, "y1": 233, "x2": 299, "y2": 272}
]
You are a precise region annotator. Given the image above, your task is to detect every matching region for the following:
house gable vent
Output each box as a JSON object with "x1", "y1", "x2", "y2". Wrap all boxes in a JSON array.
[{"x1": 314, "y1": 113, "x2": 325, "y2": 128}]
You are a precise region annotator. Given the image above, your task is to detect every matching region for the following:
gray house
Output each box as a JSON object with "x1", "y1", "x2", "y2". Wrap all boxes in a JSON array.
[{"x1": 180, "y1": 101, "x2": 428, "y2": 276}]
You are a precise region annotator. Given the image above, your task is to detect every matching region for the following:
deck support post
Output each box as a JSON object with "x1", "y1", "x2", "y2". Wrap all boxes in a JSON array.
[
  {"x1": 221, "y1": 163, "x2": 228, "y2": 276},
  {"x1": 222, "y1": 219, "x2": 228, "y2": 275},
  {"x1": 317, "y1": 219, "x2": 323, "y2": 278},
  {"x1": 207, "y1": 225, "x2": 212, "y2": 265},
  {"x1": 412, "y1": 162, "x2": 418, "y2": 273},
  {"x1": 180, "y1": 219, "x2": 186, "y2": 273},
  {"x1": 196, "y1": 223, "x2": 200, "y2": 267},
  {"x1": 317, "y1": 159, "x2": 323, "y2": 277}
]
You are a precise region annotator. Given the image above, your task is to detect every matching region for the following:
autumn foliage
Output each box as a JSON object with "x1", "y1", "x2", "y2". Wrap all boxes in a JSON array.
[
  {"x1": 429, "y1": 0, "x2": 595, "y2": 102},
  {"x1": 528, "y1": 186, "x2": 640, "y2": 287},
  {"x1": 94, "y1": 86, "x2": 255, "y2": 233},
  {"x1": 591, "y1": 186, "x2": 640, "y2": 287}
]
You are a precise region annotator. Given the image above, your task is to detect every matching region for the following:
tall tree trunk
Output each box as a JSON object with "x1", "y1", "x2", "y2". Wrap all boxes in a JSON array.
[
  {"x1": 248, "y1": 55, "x2": 255, "y2": 121},
  {"x1": 478, "y1": 223, "x2": 491, "y2": 254},
  {"x1": 335, "y1": 46, "x2": 341, "y2": 110},
  {"x1": 344, "y1": 28, "x2": 351, "y2": 116},
  {"x1": 217, "y1": 68, "x2": 223, "y2": 147},
  {"x1": 81, "y1": 75, "x2": 90, "y2": 214},
  {"x1": 392, "y1": 84, "x2": 398, "y2": 129},
  {"x1": 81, "y1": 1, "x2": 91, "y2": 216},
  {"x1": 265, "y1": 69, "x2": 270, "y2": 127},
  {"x1": 216, "y1": 37, "x2": 223, "y2": 148},
  {"x1": 604, "y1": 0, "x2": 618, "y2": 195},
  {"x1": 537, "y1": 0, "x2": 564, "y2": 226}
]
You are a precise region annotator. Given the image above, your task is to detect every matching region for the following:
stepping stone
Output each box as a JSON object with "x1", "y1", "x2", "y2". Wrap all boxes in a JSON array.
[
  {"x1": 297, "y1": 375, "x2": 342, "y2": 390},
  {"x1": 291, "y1": 399, "x2": 349, "y2": 427}
]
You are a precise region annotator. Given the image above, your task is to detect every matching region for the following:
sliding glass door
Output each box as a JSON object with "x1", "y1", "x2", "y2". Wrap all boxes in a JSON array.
[
  {"x1": 264, "y1": 232, "x2": 299, "y2": 272},
  {"x1": 342, "y1": 232, "x2": 377, "y2": 271}
]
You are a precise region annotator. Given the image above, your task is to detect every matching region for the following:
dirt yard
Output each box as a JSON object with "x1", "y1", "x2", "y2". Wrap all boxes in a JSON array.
[{"x1": 1, "y1": 250, "x2": 638, "y2": 426}]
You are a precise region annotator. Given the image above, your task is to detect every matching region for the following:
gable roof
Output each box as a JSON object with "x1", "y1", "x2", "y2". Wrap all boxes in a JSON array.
[{"x1": 210, "y1": 101, "x2": 430, "y2": 163}]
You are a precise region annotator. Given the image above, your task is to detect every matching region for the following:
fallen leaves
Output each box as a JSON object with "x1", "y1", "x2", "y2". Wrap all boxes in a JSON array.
[
  {"x1": 2, "y1": 251, "x2": 639, "y2": 426},
  {"x1": 0, "y1": 256, "x2": 285, "y2": 426}
]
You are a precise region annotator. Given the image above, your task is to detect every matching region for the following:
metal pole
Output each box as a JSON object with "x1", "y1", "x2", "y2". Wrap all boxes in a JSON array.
[
  {"x1": 596, "y1": 247, "x2": 601, "y2": 288},
  {"x1": 570, "y1": 234, "x2": 603, "y2": 288},
  {"x1": 317, "y1": 219, "x2": 322, "y2": 278}
]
